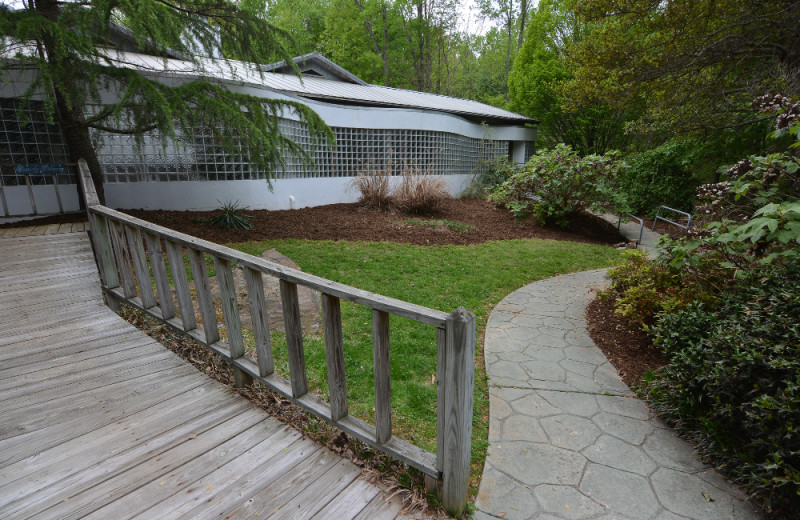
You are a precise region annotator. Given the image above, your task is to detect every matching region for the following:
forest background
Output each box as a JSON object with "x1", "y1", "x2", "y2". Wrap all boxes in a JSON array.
[{"x1": 244, "y1": 0, "x2": 798, "y2": 216}]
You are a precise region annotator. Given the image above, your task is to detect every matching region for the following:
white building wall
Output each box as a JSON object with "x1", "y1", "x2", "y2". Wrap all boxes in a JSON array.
[{"x1": 105, "y1": 173, "x2": 475, "y2": 211}]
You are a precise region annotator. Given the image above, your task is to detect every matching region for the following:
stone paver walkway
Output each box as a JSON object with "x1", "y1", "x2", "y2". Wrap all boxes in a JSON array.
[{"x1": 474, "y1": 270, "x2": 763, "y2": 519}]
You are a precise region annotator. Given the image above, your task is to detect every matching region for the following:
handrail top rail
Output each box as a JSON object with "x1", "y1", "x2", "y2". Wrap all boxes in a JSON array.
[
  {"x1": 78, "y1": 160, "x2": 101, "y2": 207},
  {"x1": 89, "y1": 204, "x2": 450, "y2": 327}
]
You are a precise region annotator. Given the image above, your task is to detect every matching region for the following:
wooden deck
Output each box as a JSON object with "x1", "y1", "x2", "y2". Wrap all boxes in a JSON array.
[{"x1": 0, "y1": 231, "x2": 403, "y2": 519}]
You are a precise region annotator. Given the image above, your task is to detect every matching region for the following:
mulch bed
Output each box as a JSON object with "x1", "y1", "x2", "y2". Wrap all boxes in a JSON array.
[
  {"x1": 123, "y1": 198, "x2": 626, "y2": 246},
  {"x1": 585, "y1": 297, "x2": 668, "y2": 388}
]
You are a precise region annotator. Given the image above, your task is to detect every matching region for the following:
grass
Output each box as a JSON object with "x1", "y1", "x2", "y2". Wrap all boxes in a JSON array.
[
  {"x1": 225, "y1": 238, "x2": 621, "y2": 494},
  {"x1": 393, "y1": 218, "x2": 477, "y2": 233}
]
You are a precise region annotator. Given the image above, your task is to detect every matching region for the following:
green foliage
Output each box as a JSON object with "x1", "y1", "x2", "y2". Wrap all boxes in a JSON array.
[
  {"x1": 209, "y1": 200, "x2": 254, "y2": 230},
  {"x1": 508, "y1": 0, "x2": 630, "y2": 155},
  {"x1": 395, "y1": 218, "x2": 476, "y2": 233},
  {"x1": 566, "y1": 0, "x2": 799, "y2": 138},
  {"x1": 600, "y1": 249, "x2": 704, "y2": 326},
  {"x1": 489, "y1": 143, "x2": 624, "y2": 227},
  {"x1": 462, "y1": 155, "x2": 518, "y2": 198},
  {"x1": 648, "y1": 264, "x2": 800, "y2": 515},
  {"x1": 619, "y1": 140, "x2": 701, "y2": 216},
  {"x1": 0, "y1": 0, "x2": 333, "y2": 199}
]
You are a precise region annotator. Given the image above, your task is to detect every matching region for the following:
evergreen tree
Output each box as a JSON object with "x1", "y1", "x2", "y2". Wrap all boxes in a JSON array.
[{"x1": 0, "y1": 0, "x2": 332, "y2": 203}]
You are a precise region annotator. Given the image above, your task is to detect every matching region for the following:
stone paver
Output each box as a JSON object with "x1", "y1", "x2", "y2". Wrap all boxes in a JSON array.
[{"x1": 476, "y1": 264, "x2": 763, "y2": 519}]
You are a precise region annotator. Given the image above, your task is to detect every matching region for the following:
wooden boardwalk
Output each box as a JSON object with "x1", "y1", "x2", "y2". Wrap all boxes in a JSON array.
[{"x1": 0, "y1": 230, "x2": 403, "y2": 519}]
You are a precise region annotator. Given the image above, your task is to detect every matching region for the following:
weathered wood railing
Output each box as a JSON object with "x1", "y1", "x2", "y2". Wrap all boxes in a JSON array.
[{"x1": 78, "y1": 160, "x2": 475, "y2": 515}]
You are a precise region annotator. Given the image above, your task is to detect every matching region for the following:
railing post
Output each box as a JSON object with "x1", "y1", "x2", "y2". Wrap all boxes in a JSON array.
[
  {"x1": 78, "y1": 159, "x2": 119, "y2": 308},
  {"x1": 441, "y1": 307, "x2": 475, "y2": 517}
]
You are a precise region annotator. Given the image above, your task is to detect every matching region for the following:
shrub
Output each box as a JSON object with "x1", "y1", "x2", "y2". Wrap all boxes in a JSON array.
[
  {"x1": 210, "y1": 200, "x2": 253, "y2": 230},
  {"x1": 648, "y1": 264, "x2": 800, "y2": 515},
  {"x1": 462, "y1": 155, "x2": 518, "y2": 198},
  {"x1": 393, "y1": 170, "x2": 450, "y2": 215},
  {"x1": 489, "y1": 143, "x2": 624, "y2": 227},
  {"x1": 619, "y1": 140, "x2": 700, "y2": 216},
  {"x1": 351, "y1": 170, "x2": 393, "y2": 211}
]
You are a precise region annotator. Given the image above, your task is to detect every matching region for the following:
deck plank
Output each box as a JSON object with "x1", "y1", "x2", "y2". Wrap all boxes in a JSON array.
[{"x1": 0, "y1": 232, "x2": 402, "y2": 520}]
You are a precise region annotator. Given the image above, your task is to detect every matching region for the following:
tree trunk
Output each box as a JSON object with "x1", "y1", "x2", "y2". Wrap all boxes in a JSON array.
[
  {"x1": 35, "y1": 0, "x2": 106, "y2": 206},
  {"x1": 517, "y1": 0, "x2": 528, "y2": 52}
]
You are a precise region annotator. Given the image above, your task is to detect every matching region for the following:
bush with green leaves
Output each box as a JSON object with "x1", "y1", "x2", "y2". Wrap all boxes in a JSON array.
[
  {"x1": 599, "y1": 249, "x2": 712, "y2": 327},
  {"x1": 619, "y1": 140, "x2": 700, "y2": 216},
  {"x1": 462, "y1": 155, "x2": 519, "y2": 198},
  {"x1": 489, "y1": 143, "x2": 625, "y2": 227},
  {"x1": 647, "y1": 263, "x2": 800, "y2": 515},
  {"x1": 210, "y1": 200, "x2": 254, "y2": 230}
]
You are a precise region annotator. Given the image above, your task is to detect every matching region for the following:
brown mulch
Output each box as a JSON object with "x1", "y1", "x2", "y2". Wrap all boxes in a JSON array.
[
  {"x1": 123, "y1": 198, "x2": 625, "y2": 246},
  {"x1": 585, "y1": 295, "x2": 668, "y2": 389},
  {"x1": 640, "y1": 216, "x2": 691, "y2": 239}
]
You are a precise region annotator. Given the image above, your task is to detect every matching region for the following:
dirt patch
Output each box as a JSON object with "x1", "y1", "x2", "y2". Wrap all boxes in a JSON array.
[
  {"x1": 585, "y1": 296, "x2": 668, "y2": 388},
  {"x1": 123, "y1": 199, "x2": 625, "y2": 246}
]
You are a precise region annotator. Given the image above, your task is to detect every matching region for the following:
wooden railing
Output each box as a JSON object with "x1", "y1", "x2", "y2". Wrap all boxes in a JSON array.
[{"x1": 78, "y1": 160, "x2": 475, "y2": 515}]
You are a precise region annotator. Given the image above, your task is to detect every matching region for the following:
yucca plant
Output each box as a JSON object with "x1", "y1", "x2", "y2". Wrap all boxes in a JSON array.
[{"x1": 210, "y1": 200, "x2": 254, "y2": 230}]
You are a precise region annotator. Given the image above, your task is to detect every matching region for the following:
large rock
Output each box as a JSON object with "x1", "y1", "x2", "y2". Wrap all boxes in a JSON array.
[{"x1": 208, "y1": 249, "x2": 322, "y2": 336}]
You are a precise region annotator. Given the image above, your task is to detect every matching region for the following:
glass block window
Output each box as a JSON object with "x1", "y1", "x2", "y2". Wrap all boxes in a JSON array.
[
  {"x1": 0, "y1": 98, "x2": 72, "y2": 186},
  {"x1": 0, "y1": 97, "x2": 517, "y2": 184},
  {"x1": 524, "y1": 140, "x2": 536, "y2": 163},
  {"x1": 277, "y1": 122, "x2": 510, "y2": 179}
]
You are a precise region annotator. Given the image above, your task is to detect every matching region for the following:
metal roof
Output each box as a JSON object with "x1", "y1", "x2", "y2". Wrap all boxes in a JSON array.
[
  {"x1": 257, "y1": 72, "x2": 535, "y2": 124},
  {"x1": 96, "y1": 50, "x2": 536, "y2": 125},
  {"x1": 262, "y1": 52, "x2": 368, "y2": 86}
]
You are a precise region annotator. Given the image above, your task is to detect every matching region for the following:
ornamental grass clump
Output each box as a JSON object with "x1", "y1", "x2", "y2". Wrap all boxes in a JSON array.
[
  {"x1": 351, "y1": 168, "x2": 450, "y2": 215},
  {"x1": 393, "y1": 170, "x2": 450, "y2": 215},
  {"x1": 350, "y1": 170, "x2": 394, "y2": 211}
]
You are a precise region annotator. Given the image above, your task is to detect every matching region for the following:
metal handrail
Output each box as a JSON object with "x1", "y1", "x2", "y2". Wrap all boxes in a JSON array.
[
  {"x1": 653, "y1": 206, "x2": 692, "y2": 231},
  {"x1": 617, "y1": 213, "x2": 644, "y2": 248}
]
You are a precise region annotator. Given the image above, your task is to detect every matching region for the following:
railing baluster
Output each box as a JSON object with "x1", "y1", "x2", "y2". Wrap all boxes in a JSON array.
[
  {"x1": 280, "y1": 279, "x2": 307, "y2": 398},
  {"x1": 372, "y1": 309, "x2": 391, "y2": 444},
  {"x1": 323, "y1": 294, "x2": 348, "y2": 421},
  {"x1": 124, "y1": 225, "x2": 156, "y2": 309},
  {"x1": 77, "y1": 196, "x2": 477, "y2": 497},
  {"x1": 442, "y1": 307, "x2": 476, "y2": 517},
  {"x1": 143, "y1": 232, "x2": 176, "y2": 320},
  {"x1": 435, "y1": 327, "x2": 447, "y2": 477},
  {"x1": 244, "y1": 267, "x2": 274, "y2": 377},
  {"x1": 88, "y1": 212, "x2": 119, "y2": 290},
  {"x1": 189, "y1": 248, "x2": 219, "y2": 344},
  {"x1": 214, "y1": 257, "x2": 252, "y2": 388},
  {"x1": 108, "y1": 220, "x2": 136, "y2": 298},
  {"x1": 164, "y1": 240, "x2": 196, "y2": 331}
]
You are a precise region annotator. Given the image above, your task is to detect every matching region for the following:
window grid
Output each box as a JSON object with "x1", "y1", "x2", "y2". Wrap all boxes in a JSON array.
[
  {"x1": 0, "y1": 98, "x2": 72, "y2": 186},
  {"x1": 1, "y1": 97, "x2": 514, "y2": 184}
]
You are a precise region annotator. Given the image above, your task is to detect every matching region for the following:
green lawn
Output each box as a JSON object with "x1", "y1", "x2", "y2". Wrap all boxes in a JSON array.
[{"x1": 227, "y1": 237, "x2": 621, "y2": 492}]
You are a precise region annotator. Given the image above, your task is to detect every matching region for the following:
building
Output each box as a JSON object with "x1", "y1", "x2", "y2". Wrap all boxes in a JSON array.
[{"x1": 0, "y1": 49, "x2": 536, "y2": 216}]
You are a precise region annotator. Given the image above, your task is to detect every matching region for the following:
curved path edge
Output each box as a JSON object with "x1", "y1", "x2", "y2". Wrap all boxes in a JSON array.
[{"x1": 474, "y1": 269, "x2": 763, "y2": 520}]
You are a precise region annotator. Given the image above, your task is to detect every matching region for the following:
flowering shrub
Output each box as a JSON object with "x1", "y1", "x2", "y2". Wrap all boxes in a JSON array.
[
  {"x1": 489, "y1": 144, "x2": 624, "y2": 227},
  {"x1": 602, "y1": 95, "x2": 800, "y2": 517}
]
